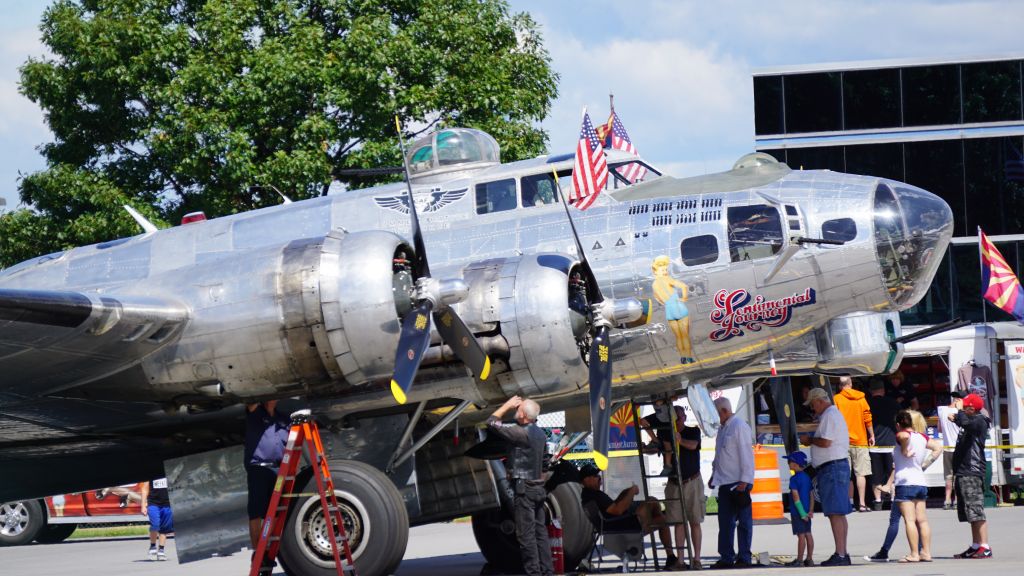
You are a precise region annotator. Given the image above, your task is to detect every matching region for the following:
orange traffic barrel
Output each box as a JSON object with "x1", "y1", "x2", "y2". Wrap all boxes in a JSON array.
[{"x1": 751, "y1": 445, "x2": 786, "y2": 524}]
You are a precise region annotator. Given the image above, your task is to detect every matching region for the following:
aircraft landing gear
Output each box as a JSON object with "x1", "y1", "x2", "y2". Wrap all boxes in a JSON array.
[
  {"x1": 277, "y1": 460, "x2": 409, "y2": 576},
  {"x1": 471, "y1": 481, "x2": 593, "y2": 573}
]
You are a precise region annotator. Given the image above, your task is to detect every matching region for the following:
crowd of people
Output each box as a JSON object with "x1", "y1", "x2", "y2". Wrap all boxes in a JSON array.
[{"x1": 575, "y1": 378, "x2": 995, "y2": 572}]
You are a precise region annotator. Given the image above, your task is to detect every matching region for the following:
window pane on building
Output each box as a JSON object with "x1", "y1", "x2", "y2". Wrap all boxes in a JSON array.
[
  {"x1": 965, "y1": 137, "x2": 1017, "y2": 236},
  {"x1": 950, "y1": 244, "x2": 983, "y2": 323},
  {"x1": 962, "y1": 60, "x2": 1022, "y2": 123},
  {"x1": 786, "y1": 146, "x2": 844, "y2": 172},
  {"x1": 904, "y1": 139, "x2": 965, "y2": 236},
  {"x1": 762, "y1": 149, "x2": 787, "y2": 163},
  {"x1": 754, "y1": 75, "x2": 785, "y2": 135},
  {"x1": 845, "y1": 143, "x2": 903, "y2": 181},
  {"x1": 843, "y1": 68, "x2": 901, "y2": 130},
  {"x1": 783, "y1": 72, "x2": 842, "y2": 133},
  {"x1": 902, "y1": 65, "x2": 961, "y2": 126}
]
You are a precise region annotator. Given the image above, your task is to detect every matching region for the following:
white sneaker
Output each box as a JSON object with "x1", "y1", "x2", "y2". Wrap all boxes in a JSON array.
[
  {"x1": 157, "y1": 549, "x2": 167, "y2": 561},
  {"x1": 148, "y1": 547, "x2": 158, "y2": 561}
]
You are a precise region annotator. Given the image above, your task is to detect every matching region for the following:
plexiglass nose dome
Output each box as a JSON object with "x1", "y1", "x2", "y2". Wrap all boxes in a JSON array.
[{"x1": 405, "y1": 128, "x2": 501, "y2": 181}]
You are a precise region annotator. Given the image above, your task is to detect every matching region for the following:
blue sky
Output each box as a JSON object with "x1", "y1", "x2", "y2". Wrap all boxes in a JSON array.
[{"x1": 3, "y1": 1, "x2": 1024, "y2": 211}]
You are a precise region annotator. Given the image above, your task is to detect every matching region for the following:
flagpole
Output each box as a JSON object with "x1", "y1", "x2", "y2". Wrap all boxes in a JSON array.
[
  {"x1": 979, "y1": 226, "x2": 988, "y2": 326},
  {"x1": 609, "y1": 91, "x2": 614, "y2": 115}
]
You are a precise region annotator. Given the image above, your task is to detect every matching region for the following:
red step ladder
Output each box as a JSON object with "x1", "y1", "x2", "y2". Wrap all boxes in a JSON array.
[{"x1": 249, "y1": 409, "x2": 357, "y2": 576}]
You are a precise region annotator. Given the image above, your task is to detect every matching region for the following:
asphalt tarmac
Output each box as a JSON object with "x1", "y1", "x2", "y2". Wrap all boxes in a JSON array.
[{"x1": 1, "y1": 506, "x2": 1022, "y2": 575}]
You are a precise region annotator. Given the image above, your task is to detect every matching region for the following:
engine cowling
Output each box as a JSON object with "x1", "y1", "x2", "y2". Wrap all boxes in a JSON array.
[
  {"x1": 283, "y1": 229, "x2": 413, "y2": 385},
  {"x1": 451, "y1": 253, "x2": 590, "y2": 398}
]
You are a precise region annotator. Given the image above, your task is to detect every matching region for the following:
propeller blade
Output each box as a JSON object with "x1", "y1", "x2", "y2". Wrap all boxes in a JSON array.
[
  {"x1": 588, "y1": 324, "x2": 613, "y2": 470},
  {"x1": 433, "y1": 308, "x2": 491, "y2": 381},
  {"x1": 394, "y1": 116, "x2": 430, "y2": 278},
  {"x1": 390, "y1": 300, "x2": 435, "y2": 404},
  {"x1": 551, "y1": 169, "x2": 603, "y2": 303}
]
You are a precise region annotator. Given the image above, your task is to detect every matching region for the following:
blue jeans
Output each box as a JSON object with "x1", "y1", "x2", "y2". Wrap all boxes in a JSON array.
[
  {"x1": 881, "y1": 503, "x2": 900, "y2": 552},
  {"x1": 717, "y1": 482, "x2": 753, "y2": 563}
]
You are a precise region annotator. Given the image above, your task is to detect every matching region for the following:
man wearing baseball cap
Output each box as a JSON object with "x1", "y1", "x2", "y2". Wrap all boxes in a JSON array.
[
  {"x1": 948, "y1": 393, "x2": 992, "y2": 559},
  {"x1": 578, "y1": 464, "x2": 673, "y2": 559},
  {"x1": 801, "y1": 386, "x2": 852, "y2": 566}
]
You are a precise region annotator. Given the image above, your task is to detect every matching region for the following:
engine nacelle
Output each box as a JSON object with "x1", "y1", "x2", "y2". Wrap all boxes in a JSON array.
[
  {"x1": 453, "y1": 254, "x2": 589, "y2": 398},
  {"x1": 284, "y1": 229, "x2": 413, "y2": 384}
]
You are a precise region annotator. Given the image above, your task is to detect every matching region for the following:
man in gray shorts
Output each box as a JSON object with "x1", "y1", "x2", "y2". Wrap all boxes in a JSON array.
[
  {"x1": 950, "y1": 393, "x2": 992, "y2": 559},
  {"x1": 937, "y1": 392, "x2": 963, "y2": 509},
  {"x1": 663, "y1": 407, "x2": 705, "y2": 570}
]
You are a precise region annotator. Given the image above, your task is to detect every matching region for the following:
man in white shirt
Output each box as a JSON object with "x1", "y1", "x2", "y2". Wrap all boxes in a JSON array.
[
  {"x1": 801, "y1": 387, "x2": 852, "y2": 566},
  {"x1": 709, "y1": 397, "x2": 755, "y2": 569},
  {"x1": 936, "y1": 392, "x2": 963, "y2": 509}
]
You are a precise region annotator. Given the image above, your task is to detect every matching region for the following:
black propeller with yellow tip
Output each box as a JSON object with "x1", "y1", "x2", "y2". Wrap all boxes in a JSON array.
[{"x1": 390, "y1": 118, "x2": 491, "y2": 404}]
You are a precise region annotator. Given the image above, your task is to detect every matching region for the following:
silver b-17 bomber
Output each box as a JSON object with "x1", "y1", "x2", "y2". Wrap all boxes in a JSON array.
[{"x1": 0, "y1": 126, "x2": 953, "y2": 575}]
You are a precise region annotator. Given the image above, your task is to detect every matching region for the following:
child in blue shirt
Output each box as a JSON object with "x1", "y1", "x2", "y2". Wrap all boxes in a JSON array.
[{"x1": 784, "y1": 451, "x2": 814, "y2": 567}]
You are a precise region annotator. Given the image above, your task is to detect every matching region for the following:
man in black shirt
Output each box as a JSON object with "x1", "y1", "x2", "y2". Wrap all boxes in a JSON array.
[
  {"x1": 487, "y1": 396, "x2": 552, "y2": 576},
  {"x1": 245, "y1": 401, "x2": 291, "y2": 575},
  {"x1": 866, "y1": 379, "x2": 899, "y2": 509},
  {"x1": 579, "y1": 465, "x2": 671, "y2": 550},
  {"x1": 950, "y1": 394, "x2": 992, "y2": 559}
]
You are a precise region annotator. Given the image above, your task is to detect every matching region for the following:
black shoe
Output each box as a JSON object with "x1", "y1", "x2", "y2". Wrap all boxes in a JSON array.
[
  {"x1": 864, "y1": 549, "x2": 888, "y2": 562},
  {"x1": 710, "y1": 560, "x2": 734, "y2": 569},
  {"x1": 871, "y1": 501, "x2": 882, "y2": 511},
  {"x1": 664, "y1": 554, "x2": 678, "y2": 570},
  {"x1": 784, "y1": 559, "x2": 803, "y2": 567},
  {"x1": 954, "y1": 546, "x2": 979, "y2": 559},
  {"x1": 820, "y1": 553, "x2": 852, "y2": 566},
  {"x1": 733, "y1": 560, "x2": 752, "y2": 569},
  {"x1": 804, "y1": 559, "x2": 814, "y2": 567}
]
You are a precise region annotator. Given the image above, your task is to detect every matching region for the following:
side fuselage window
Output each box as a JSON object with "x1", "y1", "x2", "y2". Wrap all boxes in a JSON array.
[
  {"x1": 521, "y1": 173, "x2": 560, "y2": 207},
  {"x1": 680, "y1": 234, "x2": 720, "y2": 266},
  {"x1": 822, "y1": 217, "x2": 857, "y2": 243},
  {"x1": 726, "y1": 204, "x2": 784, "y2": 262},
  {"x1": 476, "y1": 178, "x2": 518, "y2": 214}
]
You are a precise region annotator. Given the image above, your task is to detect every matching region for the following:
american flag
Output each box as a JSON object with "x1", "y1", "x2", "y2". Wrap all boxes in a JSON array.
[
  {"x1": 606, "y1": 111, "x2": 647, "y2": 183},
  {"x1": 571, "y1": 110, "x2": 608, "y2": 210}
]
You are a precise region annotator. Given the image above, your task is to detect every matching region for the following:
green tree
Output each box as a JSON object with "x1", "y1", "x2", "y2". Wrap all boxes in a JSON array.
[{"x1": 1, "y1": 0, "x2": 558, "y2": 267}]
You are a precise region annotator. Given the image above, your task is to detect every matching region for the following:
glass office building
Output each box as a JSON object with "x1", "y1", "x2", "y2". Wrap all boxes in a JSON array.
[{"x1": 753, "y1": 55, "x2": 1024, "y2": 327}]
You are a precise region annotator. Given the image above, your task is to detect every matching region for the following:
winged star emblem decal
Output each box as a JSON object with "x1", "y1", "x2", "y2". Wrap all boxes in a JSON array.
[{"x1": 374, "y1": 187, "x2": 468, "y2": 214}]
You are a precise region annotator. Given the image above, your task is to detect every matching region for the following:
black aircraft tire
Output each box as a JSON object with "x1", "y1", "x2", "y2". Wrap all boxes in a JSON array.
[
  {"x1": 0, "y1": 500, "x2": 45, "y2": 547},
  {"x1": 471, "y1": 482, "x2": 594, "y2": 573},
  {"x1": 277, "y1": 460, "x2": 409, "y2": 576},
  {"x1": 548, "y1": 482, "x2": 593, "y2": 570},
  {"x1": 34, "y1": 523, "x2": 77, "y2": 544}
]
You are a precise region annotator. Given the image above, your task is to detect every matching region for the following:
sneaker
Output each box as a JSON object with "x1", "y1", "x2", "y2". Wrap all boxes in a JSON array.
[
  {"x1": 871, "y1": 501, "x2": 882, "y2": 511},
  {"x1": 970, "y1": 546, "x2": 992, "y2": 559},
  {"x1": 784, "y1": 559, "x2": 804, "y2": 567},
  {"x1": 156, "y1": 549, "x2": 167, "y2": 561},
  {"x1": 820, "y1": 553, "x2": 852, "y2": 566},
  {"x1": 865, "y1": 549, "x2": 888, "y2": 562},
  {"x1": 148, "y1": 547, "x2": 158, "y2": 561},
  {"x1": 954, "y1": 546, "x2": 980, "y2": 559},
  {"x1": 943, "y1": 501, "x2": 953, "y2": 510},
  {"x1": 803, "y1": 559, "x2": 814, "y2": 567}
]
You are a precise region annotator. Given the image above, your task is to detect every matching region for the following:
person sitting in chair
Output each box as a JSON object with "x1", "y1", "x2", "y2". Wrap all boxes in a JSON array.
[{"x1": 579, "y1": 464, "x2": 674, "y2": 563}]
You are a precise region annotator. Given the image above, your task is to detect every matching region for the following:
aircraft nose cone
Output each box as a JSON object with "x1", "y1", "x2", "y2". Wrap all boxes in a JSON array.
[{"x1": 872, "y1": 182, "x2": 954, "y2": 309}]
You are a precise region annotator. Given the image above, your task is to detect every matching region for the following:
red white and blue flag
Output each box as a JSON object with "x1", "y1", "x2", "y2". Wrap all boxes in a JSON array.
[
  {"x1": 980, "y1": 228, "x2": 1024, "y2": 324},
  {"x1": 571, "y1": 109, "x2": 608, "y2": 210},
  {"x1": 601, "y1": 111, "x2": 647, "y2": 183}
]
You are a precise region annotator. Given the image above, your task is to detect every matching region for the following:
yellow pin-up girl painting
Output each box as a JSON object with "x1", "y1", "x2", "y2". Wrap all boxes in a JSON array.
[{"x1": 652, "y1": 255, "x2": 694, "y2": 364}]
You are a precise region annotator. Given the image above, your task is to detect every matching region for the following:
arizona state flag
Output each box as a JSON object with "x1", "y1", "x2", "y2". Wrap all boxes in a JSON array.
[{"x1": 980, "y1": 228, "x2": 1024, "y2": 323}]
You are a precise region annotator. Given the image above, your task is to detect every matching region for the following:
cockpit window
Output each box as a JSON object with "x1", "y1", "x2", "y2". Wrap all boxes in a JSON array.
[
  {"x1": 727, "y1": 204, "x2": 784, "y2": 262},
  {"x1": 521, "y1": 173, "x2": 560, "y2": 207},
  {"x1": 476, "y1": 178, "x2": 517, "y2": 214},
  {"x1": 609, "y1": 161, "x2": 659, "y2": 188}
]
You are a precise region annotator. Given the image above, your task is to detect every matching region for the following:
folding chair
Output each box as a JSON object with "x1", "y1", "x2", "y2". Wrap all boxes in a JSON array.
[{"x1": 582, "y1": 500, "x2": 645, "y2": 573}]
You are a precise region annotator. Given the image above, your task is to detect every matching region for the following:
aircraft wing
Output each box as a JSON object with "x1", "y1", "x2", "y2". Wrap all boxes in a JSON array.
[{"x1": 0, "y1": 288, "x2": 189, "y2": 395}]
